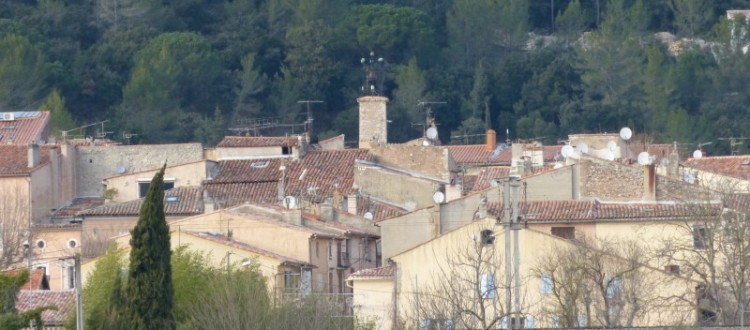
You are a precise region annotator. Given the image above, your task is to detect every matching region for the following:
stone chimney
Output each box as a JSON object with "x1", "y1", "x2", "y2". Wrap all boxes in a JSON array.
[
  {"x1": 485, "y1": 129, "x2": 496, "y2": 152},
  {"x1": 358, "y1": 96, "x2": 389, "y2": 149},
  {"x1": 28, "y1": 143, "x2": 40, "y2": 168},
  {"x1": 283, "y1": 209, "x2": 303, "y2": 226},
  {"x1": 643, "y1": 164, "x2": 656, "y2": 202},
  {"x1": 666, "y1": 151, "x2": 679, "y2": 178},
  {"x1": 347, "y1": 194, "x2": 358, "y2": 215},
  {"x1": 320, "y1": 198, "x2": 335, "y2": 221}
]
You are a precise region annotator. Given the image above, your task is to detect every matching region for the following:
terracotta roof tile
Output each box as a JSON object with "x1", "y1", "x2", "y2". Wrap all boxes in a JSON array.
[
  {"x1": 17, "y1": 290, "x2": 74, "y2": 324},
  {"x1": 0, "y1": 145, "x2": 56, "y2": 175},
  {"x1": 205, "y1": 182, "x2": 279, "y2": 208},
  {"x1": 446, "y1": 145, "x2": 509, "y2": 165},
  {"x1": 53, "y1": 198, "x2": 105, "y2": 217},
  {"x1": 0, "y1": 111, "x2": 49, "y2": 145},
  {"x1": 471, "y1": 167, "x2": 511, "y2": 192},
  {"x1": 81, "y1": 186, "x2": 203, "y2": 216},
  {"x1": 356, "y1": 196, "x2": 408, "y2": 222},
  {"x1": 212, "y1": 159, "x2": 283, "y2": 183},
  {"x1": 487, "y1": 200, "x2": 721, "y2": 222},
  {"x1": 185, "y1": 231, "x2": 312, "y2": 266},
  {"x1": 217, "y1": 136, "x2": 299, "y2": 148},
  {"x1": 348, "y1": 266, "x2": 394, "y2": 279},
  {"x1": 284, "y1": 149, "x2": 373, "y2": 203},
  {"x1": 683, "y1": 155, "x2": 750, "y2": 181},
  {"x1": 4, "y1": 269, "x2": 50, "y2": 290}
]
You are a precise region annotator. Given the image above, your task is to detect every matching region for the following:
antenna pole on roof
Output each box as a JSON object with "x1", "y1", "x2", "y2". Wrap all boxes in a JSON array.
[
  {"x1": 298, "y1": 100, "x2": 323, "y2": 143},
  {"x1": 718, "y1": 137, "x2": 750, "y2": 155}
]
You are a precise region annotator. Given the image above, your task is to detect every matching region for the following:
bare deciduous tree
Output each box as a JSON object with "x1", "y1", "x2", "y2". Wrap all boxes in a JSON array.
[{"x1": 0, "y1": 189, "x2": 30, "y2": 269}]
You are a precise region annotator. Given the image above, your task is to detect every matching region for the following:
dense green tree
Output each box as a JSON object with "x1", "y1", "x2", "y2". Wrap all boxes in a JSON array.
[
  {"x1": 670, "y1": 0, "x2": 712, "y2": 38},
  {"x1": 126, "y1": 165, "x2": 174, "y2": 329},
  {"x1": 556, "y1": 0, "x2": 587, "y2": 39},
  {"x1": 233, "y1": 53, "x2": 268, "y2": 121},
  {"x1": 0, "y1": 34, "x2": 47, "y2": 111},
  {"x1": 0, "y1": 270, "x2": 48, "y2": 329},
  {"x1": 81, "y1": 244, "x2": 127, "y2": 329},
  {"x1": 39, "y1": 88, "x2": 75, "y2": 139},
  {"x1": 391, "y1": 57, "x2": 428, "y2": 142}
]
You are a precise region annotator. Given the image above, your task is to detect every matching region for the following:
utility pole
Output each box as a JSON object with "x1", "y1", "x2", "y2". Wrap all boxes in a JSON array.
[
  {"x1": 61, "y1": 255, "x2": 83, "y2": 330},
  {"x1": 503, "y1": 178, "x2": 512, "y2": 327},
  {"x1": 503, "y1": 176, "x2": 522, "y2": 329}
]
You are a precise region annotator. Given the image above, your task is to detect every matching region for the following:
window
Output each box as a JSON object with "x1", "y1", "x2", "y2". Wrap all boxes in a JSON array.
[
  {"x1": 315, "y1": 241, "x2": 319, "y2": 258},
  {"x1": 283, "y1": 271, "x2": 297, "y2": 292},
  {"x1": 420, "y1": 319, "x2": 454, "y2": 330},
  {"x1": 67, "y1": 239, "x2": 78, "y2": 249},
  {"x1": 480, "y1": 274, "x2": 496, "y2": 299},
  {"x1": 606, "y1": 277, "x2": 622, "y2": 299},
  {"x1": 540, "y1": 273, "x2": 553, "y2": 294},
  {"x1": 664, "y1": 264, "x2": 680, "y2": 275},
  {"x1": 328, "y1": 241, "x2": 332, "y2": 259},
  {"x1": 480, "y1": 230, "x2": 495, "y2": 245},
  {"x1": 35, "y1": 240, "x2": 46, "y2": 249},
  {"x1": 576, "y1": 314, "x2": 587, "y2": 327},
  {"x1": 67, "y1": 265, "x2": 75, "y2": 289},
  {"x1": 693, "y1": 226, "x2": 708, "y2": 249},
  {"x1": 138, "y1": 180, "x2": 175, "y2": 198},
  {"x1": 524, "y1": 316, "x2": 535, "y2": 329},
  {"x1": 551, "y1": 226, "x2": 575, "y2": 239},
  {"x1": 282, "y1": 146, "x2": 290, "y2": 155}
]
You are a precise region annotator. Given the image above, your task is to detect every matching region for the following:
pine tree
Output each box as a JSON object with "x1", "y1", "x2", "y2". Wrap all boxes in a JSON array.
[{"x1": 126, "y1": 164, "x2": 174, "y2": 329}]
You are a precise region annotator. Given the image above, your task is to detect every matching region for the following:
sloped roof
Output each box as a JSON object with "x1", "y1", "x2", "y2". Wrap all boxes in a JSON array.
[
  {"x1": 683, "y1": 155, "x2": 750, "y2": 181},
  {"x1": 17, "y1": 290, "x2": 74, "y2": 324},
  {"x1": 447, "y1": 145, "x2": 509, "y2": 165},
  {"x1": 0, "y1": 145, "x2": 56, "y2": 176},
  {"x1": 487, "y1": 200, "x2": 721, "y2": 222},
  {"x1": 284, "y1": 149, "x2": 373, "y2": 203},
  {"x1": 348, "y1": 266, "x2": 395, "y2": 280},
  {"x1": 81, "y1": 186, "x2": 203, "y2": 216},
  {"x1": 211, "y1": 159, "x2": 283, "y2": 183},
  {"x1": 356, "y1": 195, "x2": 408, "y2": 222},
  {"x1": 0, "y1": 111, "x2": 49, "y2": 145},
  {"x1": 471, "y1": 166, "x2": 511, "y2": 192},
  {"x1": 217, "y1": 136, "x2": 299, "y2": 148},
  {"x1": 205, "y1": 182, "x2": 279, "y2": 208},
  {"x1": 4, "y1": 268, "x2": 50, "y2": 290},
  {"x1": 184, "y1": 231, "x2": 312, "y2": 266},
  {"x1": 52, "y1": 197, "x2": 105, "y2": 217}
]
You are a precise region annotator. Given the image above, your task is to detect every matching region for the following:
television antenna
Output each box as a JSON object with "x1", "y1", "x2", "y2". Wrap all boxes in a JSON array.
[
  {"x1": 718, "y1": 137, "x2": 750, "y2": 155},
  {"x1": 414, "y1": 101, "x2": 445, "y2": 139},
  {"x1": 361, "y1": 52, "x2": 386, "y2": 96},
  {"x1": 298, "y1": 100, "x2": 323, "y2": 142}
]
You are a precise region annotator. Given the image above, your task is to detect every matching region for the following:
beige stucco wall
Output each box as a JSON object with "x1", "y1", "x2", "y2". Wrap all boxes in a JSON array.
[
  {"x1": 379, "y1": 208, "x2": 437, "y2": 261},
  {"x1": 0, "y1": 176, "x2": 31, "y2": 225},
  {"x1": 354, "y1": 166, "x2": 438, "y2": 211},
  {"x1": 368, "y1": 145, "x2": 455, "y2": 181},
  {"x1": 351, "y1": 278, "x2": 395, "y2": 330},
  {"x1": 389, "y1": 220, "x2": 695, "y2": 328},
  {"x1": 104, "y1": 161, "x2": 207, "y2": 203},
  {"x1": 75, "y1": 143, "x2": 204, "y2": 197},
  {"x1": 216, "y1": 146, "x2": 299, "y2": 160},
  {"x1": 32, "y1": 227, "x2": 81, "y2": 291},
  {"x1": 524, "y1": 166, "x2": 575, "y2": 201}
]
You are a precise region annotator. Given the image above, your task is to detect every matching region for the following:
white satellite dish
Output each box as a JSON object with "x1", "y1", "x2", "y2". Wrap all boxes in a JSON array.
[
  {"x1": 426, "y1": 127, "x2": 438, "y2": 140},
  {"x1": 693, "y1": 150, "x2": 703, "y2": 159},
  {"x1": 363, "y1": 212, "x2": 374, "y2": 221},
  {"x1": 561, "y1": 145, "x2": 574, "y2": 158},
  {"x1": 433, "y1": 191, "x2": 445, "y2": 204},
  {"x1": 577, "y1": 143, "x2": 589, "y2": 154},
  {"x1": 603, "y1": 150, "x2": 615, "y2": 161},
  {"x1": 115, "y1": 165, "x2": 126, "y2": 174},
  {"x1": 637, "y1": 152, "x2": 651, "y2": 165},
  {"x1": 489, "y1": 179, "x2": 499, "y2": 187},
  {"x1": 283, "y1": 196, "x2": 297, "y2": 209},
  {"x1": 607, "y1": 141, "x2": 617, "y2": 151},
  {"x1": 620, "y1": 127, "x2": 633, "y2": 141}
]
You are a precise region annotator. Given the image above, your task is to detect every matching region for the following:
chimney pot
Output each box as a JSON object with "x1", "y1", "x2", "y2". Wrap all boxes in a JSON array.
[
  {"x1": 28, "y1": 143, "x2": 40, "y2": 168},
  {"x1": 485, "y1": 129, "x2": 497, "y2": 152}
]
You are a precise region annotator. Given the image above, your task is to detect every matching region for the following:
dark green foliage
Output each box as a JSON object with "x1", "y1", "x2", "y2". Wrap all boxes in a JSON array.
[
  {"x1": 0, "y1": 270, "x2": 51, "y2": 330},
  {"x1": 126, "y1": 164, "x2": 174, "y2": 329}
]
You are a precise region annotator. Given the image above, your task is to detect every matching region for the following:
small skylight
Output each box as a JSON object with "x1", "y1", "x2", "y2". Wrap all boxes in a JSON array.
[
  {"x1": 2, "y1": 125, "x2": 15, "y2": 130},
  {"x1": 742, "y1": 160, "x2": 750, "y2": 166},
  {"x1": 250, "y1": 161, "x2": 269, "y2": 168},
  {"x1": 165, "y1": 196, "x2": 179, "y2": 202}
]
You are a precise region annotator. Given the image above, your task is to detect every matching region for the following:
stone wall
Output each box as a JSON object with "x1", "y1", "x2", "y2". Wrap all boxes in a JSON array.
[
  {"x1": 358, "y1": 96, "x2": 388, "y2": 149},
  {"x1": 580, "y1": 158, "x2": 643, "y2": 201},
  {"x1": 75, "y1": 143, "x2": 203, "y2": 197},
  {"x1": 368, "y1": 145, "x2": 454, "y2": 181},
  {"x1": 354, "y1": 164, "x2": 436, "y2": 211}
]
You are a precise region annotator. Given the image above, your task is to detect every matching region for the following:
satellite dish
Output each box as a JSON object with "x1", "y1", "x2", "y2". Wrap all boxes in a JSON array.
[
  {"x1": 433, "y1": 191, "x2": 445, "y2": 204},
  {"x1": 620, "y1": 127, "x2": 633, "y2": 141},
  {"x1": 603, "y1": 150, "x2": 615, "y2": 161},
  {"x1": 660, "y1": 158, "x2": 670, "y2": 167},
  {"x1": 489, "y1": 179, "x2": 499, "y2": 187},
  {"x1": 577, "y1": 143, "x2": 589, "y2": 154},
  {"x1": 426, "y1": 127, "x2": 438, "y2": 140},
  {"x1": 637, "y1": 152, "x2": 651, "y2": 165},
  {"x1": 283, "y1": 196, "x2": 297, "y2": 209},
  {"x1": 561, "y1": 145, "x2": 574, "y2": 158},
  {"x1": 693, "y1": 150, "x2": 703, "y2": 159},
  {"x1": 607, "y1": 141, "x2": 618, "y2": 151},
  {"x1": 115, "y1": 166, "x2": 126, "y2": 174},
  {"x1": 553, "y1": 163, "x2": 563, "y2": 169},
  {"x1": 363, "y1": 212, "x2": 374, "y2": 221}
]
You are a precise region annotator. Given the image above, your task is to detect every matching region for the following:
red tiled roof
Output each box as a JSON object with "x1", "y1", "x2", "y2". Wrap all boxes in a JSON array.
[
  {"x1": 284, "y1": 149, "x2": 373, "y2": 203},
  {"x1": 53, "y1": 198, "x2": 105, "y2": 217},
  {"x1": 544, "y1": 145, "x2": 564, "y2": 161},
  {"x1": 81, "y1": 186, "x2": 203, "y2": 216},
  {"x1": 348, "y1": 266, "x2": 395, "y2": 279},
  {"x1": 487, "y1": 200, "x2": 721, "y2": 222},
  {"x1": 205, "y1": 182, "x2": 279, "y2": 208},
  {"x1": 472, "y1": 166, "x2": 511, "y2": 192},
  {"x1": 185, "y1": 231, "x2": 312, "y2": 266},
  {"x1": 212, "y1": 159, "x2": 283, "y2": 183},
  {"x1": 0, "y1": 145, "x2": 56, "y2": 175},
  {"x1": 356, "y1": 196, "x2": 408, "y2": 222},
  {"x1": 0, "y1": 111, "x2": 49, "y2": 145},
  {"x1": 4, "y1": 268, "x2": 50, "y2": 290},
  {"x1": 17, "y1": 290, "x2": 74, "y2": 324},
  {"x1": 447, "y1": 145, "x2": 510, "y2": 165},
  {"x1": 683, "y1": 155, "x2": 750, "y2": 181},
  {"x1": 217, "y1": 136, "x2": 299, "y2": 148}
]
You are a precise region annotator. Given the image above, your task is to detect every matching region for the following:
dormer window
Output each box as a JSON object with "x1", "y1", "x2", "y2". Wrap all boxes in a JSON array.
[
  {"x1": 282, "y1": 146, "x2": 291, "y2": 155},
  {"x1": 250, "y1": 161, "x2": 269, "y2": 168},
  {"x1": 481, "y1": 230, "x2": 495, "y2": 245}
]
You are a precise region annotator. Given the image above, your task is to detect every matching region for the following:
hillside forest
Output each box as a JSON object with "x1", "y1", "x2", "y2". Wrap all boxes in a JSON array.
[{"x1": 3, "y1": 0, "x2": 750, "y2": 154}]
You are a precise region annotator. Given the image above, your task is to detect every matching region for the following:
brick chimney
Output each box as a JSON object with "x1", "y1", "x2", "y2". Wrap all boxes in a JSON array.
[
  {"x1": 358, "y1": 96, "x2": 389, "y2": 149},
  {"x1": 28, "y1": 143, "x2": 40, "y2": 168},
  {"x1": 643, "y1": 164, "x2": 656, "y2": 202},
  {"x1": 485, "y1": 129, "x2": 496, "y2": 152}
]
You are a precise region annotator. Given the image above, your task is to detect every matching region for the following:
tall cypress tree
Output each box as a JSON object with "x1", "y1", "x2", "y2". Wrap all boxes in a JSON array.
[{"x1": 126, "y1": 164, "x2": 174, "y2": 329}]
